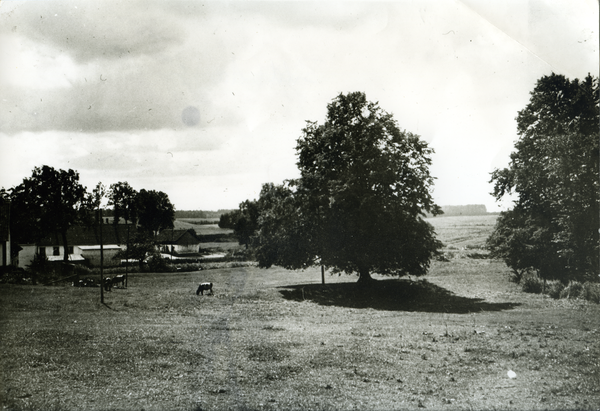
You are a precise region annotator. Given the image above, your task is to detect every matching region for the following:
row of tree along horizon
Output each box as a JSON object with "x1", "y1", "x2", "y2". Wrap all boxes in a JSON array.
[{"x1": 96, "y1": 203, "x2": 493, "y2": 222}]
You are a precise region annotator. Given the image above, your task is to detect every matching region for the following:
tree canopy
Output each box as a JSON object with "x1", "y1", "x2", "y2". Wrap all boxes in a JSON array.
[
  {"x1": 108, "y1": 182, "x2": 139, "y2": 225},
  {"x1": 251, "y1": 92, "x2": 443, "y2": 283},
  {"x1": 8, "y1": 165, "x2": 88, "y2": 263},
  {"x1": 136, "y1": 189, "x2": 175, "y2": 236},
  {"x1": 488, "y1": 73, "x2": 599, "y2": 282}
]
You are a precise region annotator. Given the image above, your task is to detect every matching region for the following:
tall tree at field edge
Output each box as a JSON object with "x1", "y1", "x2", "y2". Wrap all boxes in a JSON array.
[
  {"x1": 252, "y1": 92, "x2": 443, "y2": 283},
  {"x1": 488, "y1": 73, "x2": 599, "y2": 282}
]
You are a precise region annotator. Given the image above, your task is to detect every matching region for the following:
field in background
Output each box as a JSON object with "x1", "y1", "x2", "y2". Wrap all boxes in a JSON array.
[
  {"x1": 426, "y1": 214, "x2": 498, "y2": 249},
  {"x1": 175, "y1": 214, "x2": 499, "y2": 257},
  {"x1": 174, "y1": 219, "x2": 238, "y2": 255},
  {"x1": 2, "y1": 214, "x2": 599, "y2": 411},
  {"x1": 174, "y1": 220, "x2": 234, "y2": 236}
]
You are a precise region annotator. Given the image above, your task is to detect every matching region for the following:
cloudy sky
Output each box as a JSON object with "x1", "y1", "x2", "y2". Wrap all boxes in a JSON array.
[{"x1": 1, "y1": 0, "x2": 597, "y2": 211}]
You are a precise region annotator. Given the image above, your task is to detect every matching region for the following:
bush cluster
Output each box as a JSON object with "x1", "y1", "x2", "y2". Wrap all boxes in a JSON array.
[
  {"x1": 521, "y1": 276, "x2": 600, "y2": 304},
  {"x1": 0, "y1": 266, "x2": 30, "y2": 284}
]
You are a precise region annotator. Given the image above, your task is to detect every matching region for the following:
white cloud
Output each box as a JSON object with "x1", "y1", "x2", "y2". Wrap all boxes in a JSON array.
[
  {"x1": 0, "y1": 0, "x2": 597, "y2": 211},
  {"x1": 0, "y1": 34, "x2": 86, "y2": 89}
]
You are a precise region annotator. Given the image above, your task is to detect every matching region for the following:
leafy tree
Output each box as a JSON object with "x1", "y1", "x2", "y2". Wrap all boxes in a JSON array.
[
  {"x1": 251, "y1": 182, "x2": 315, "y2": 268},
  {"x1": 108, "y1": 182, "x2": 139, "y2": 285},
  {"x1": 253, "y1": 92, "x2": 443, "y2": 283},
  {"x1": 218, "y1": 209, "x2": 240, "y2": 229},
  {"x1": 116, "y1": 231, "x2": 155, "y2": 269},
  {"x1": 108, "y1": 182, "x2": 138, "y2": 226},
  {"x1": 489, "y1": 73, "x2": 599, "y2": 282},
  {"x1": 485, "y1": 209, "x2": 537, "y2": 283},
  {"x1": 220, "y1": 201, "x2": 261, "y2": 249},
  {"x1": 9, "y1": 166, "x2": 88, "y2": 264},
  {"x1": 136, "y1": 189, "x2": 175, "y2": 236},
  {"x1": 234, "y1": 200, "x2": 260, "y2": 249}
]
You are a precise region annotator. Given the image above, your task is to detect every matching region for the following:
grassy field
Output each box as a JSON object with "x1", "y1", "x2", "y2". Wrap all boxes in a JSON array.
[
  {"x1": 426, "y1": 214, "x2": 498, "y2": 250},
  {"x1": 1, "y1": 215, "x2": 599, "y2": 411},
  {"x1": 174, "y1": 220, "x2": 234, "y2": 236}
]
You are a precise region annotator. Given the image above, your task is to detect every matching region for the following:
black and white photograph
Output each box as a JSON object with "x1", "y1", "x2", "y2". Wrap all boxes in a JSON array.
[{"x1": 0, "y1": 1, "x2": 598, "y2": 410}]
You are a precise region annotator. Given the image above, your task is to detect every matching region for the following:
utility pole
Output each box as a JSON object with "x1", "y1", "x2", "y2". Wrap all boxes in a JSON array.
[
  {"x1": 125, "y1": 223, "x2": 129, "y2": 288},
  {"x1": 99, "y1": 208, "x2": 104, "y2": 304}
]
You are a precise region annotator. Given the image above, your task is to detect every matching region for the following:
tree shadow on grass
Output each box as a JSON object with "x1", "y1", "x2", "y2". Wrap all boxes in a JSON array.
[{"x1": 278, "y1": 278, "x2": 520, "y2": 314}]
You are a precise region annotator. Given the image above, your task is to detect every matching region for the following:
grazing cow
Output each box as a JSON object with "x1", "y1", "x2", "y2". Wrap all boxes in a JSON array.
[
  {"x1": 103, "y1": 277, "x2": 113, "y2": 292},
  {"x1": 112, "y1": 274, "x2": 126, "y2": 288},
  {"x1": 196, "y1": 282, "x2": 213, "y2": 296}
]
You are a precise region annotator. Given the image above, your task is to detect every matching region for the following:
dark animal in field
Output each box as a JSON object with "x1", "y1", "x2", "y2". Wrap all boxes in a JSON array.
[
  {"x1": 103, "y1": 277, "x2": 112, "y2": 292},
  {"x1": 73, "y1": 278, "x2": 97, "y2": 287},
  {"x1": 112, "y1": 274, "x2": 125, "y2": 288},
  {"x1": 196, "y1": 282, "x2": 213, "y2": 295}
]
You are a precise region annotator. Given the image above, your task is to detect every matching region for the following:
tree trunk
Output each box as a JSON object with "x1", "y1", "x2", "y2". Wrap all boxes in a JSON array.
[
  {"x1": 357, "y1": 266, "x2": 375, "y2": 285},
  {"x1": 61, "y1": 230, "x2": 69, "y2": 264}
]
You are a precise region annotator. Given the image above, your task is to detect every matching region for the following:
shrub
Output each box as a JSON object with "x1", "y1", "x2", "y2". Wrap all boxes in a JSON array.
[
  {"x1": 97, "y1": 266, "x2": 141, "y2": 275},
  {"x1": 559, "y1": 281, "x2": 584, "y2": 299},
  {"x1": 145, "y1": 252, "x2": 174, "y2": 273},
  {"x1": 0, "y1": 266, "x2": 30, "y2": 284},
  {"x1": 175, "y1": 263, "x2": 203, "y2": 272},
  {"x1": 74, "y1": 264, "x2": 93, "y2": 277},
  {"x1": 27, "y1": 253, "x2": 51, "y2": 277},
  {"x1": 581, "y1": 282, "x2": 600, "y2": 304},
  {"x1": 508, "y1": 268, "x2": 531, "y2": 284},
  {"x1": 522, "y1": 276, "x2": 543, "y2": 294},
  {"x1": 544, "y1": 280, "x2": 565, "y2": 299}
]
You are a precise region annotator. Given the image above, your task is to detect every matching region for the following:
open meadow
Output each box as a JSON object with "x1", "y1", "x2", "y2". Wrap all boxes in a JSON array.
[{"x1": 1, "y1": 215, "x2": 599, "y2": 410}]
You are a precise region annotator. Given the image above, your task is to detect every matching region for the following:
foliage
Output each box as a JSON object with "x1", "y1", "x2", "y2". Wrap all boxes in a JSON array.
[
  {"x1": 145, "y1": 251, "x2": 172, "y2": 273},
  {"x1": 73, "y1": 264, "x2": 93, "y2": 277},
  {"x1": 251, "y1": 92, "x2": 443, "y2": 282},
  {"x1": 116, "y1": 231, "x2": 156, "y2": 268},
  {"x1": 237, "y1": 202, "x2": 258, "y2": 248},
  {"x1": 559, "y1": 281, "x2": 584, "y2": 299},
  {"x1": 218, "y1": 209, "x2": 240, "y2": 229},
  {"x1": 251, "y1": 182, "x2": 315, "y2": 270},
  {"x1": 518, "y1": 277, "x2": 600, "y2": 304},
  {"x1": 486, "y1": 209, "x2": 537, "y2": 283},
  {"x1": 8, "y1": 166, "x2": 88, "y2": 264},
  {"x1": 0, "y1": 266, "x2": 30, "y2": 284},
  {"x1": 521, "y1": 276, "x2": 544, "y2": 294},
  {"x1": 136, "y1": 189, "x2": 175, "y2": 235},
  {"x1": 582, "y1": 282, "x2": 600, "y2": 304},
  {"x1": 544, "y1": 280, "x2": 565, "y2": 299},
  {"x1": 489, "y1": 73, "x2": 599, "y2": 282},
  {"x1": 108, "y1": 182, "x2": 139, "y2": 225}
]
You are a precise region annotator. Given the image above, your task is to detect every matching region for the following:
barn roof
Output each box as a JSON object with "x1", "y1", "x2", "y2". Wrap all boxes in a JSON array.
[
  {"x1": 37, "y1": 225, "x2": 134, "y2": 246},
  {"x1": 155, "y1": 228, "x2": 200, "y2": 245}
]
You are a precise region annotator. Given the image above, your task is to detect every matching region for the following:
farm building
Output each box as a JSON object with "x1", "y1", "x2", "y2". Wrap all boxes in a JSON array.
[
  {"x1": 156, "y1": 228, "x2": 202, "y2": 255},
  {"x1": 18, "y1": 224, "x2": 131, "y2": 269}
]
